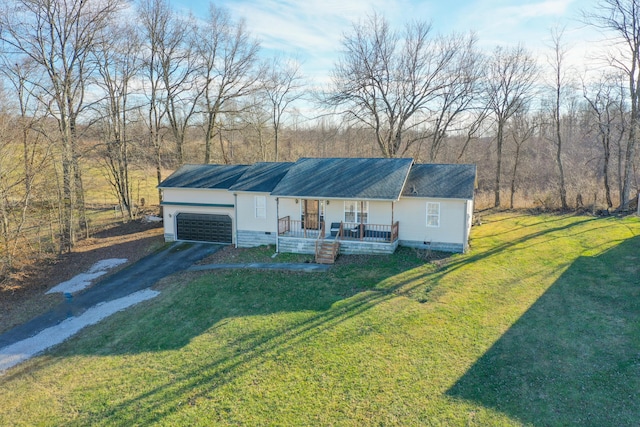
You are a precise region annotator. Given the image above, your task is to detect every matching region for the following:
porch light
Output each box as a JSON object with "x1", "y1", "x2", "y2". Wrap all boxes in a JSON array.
[
  {"x1": 295, "y1": 199, "x2": 299, "y2": 204},
  {"x1": 326, "y1": 200, "x2": 330, "y2": 205}
]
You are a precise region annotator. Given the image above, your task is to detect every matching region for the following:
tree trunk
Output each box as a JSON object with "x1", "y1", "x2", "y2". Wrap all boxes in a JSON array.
[
  {"x1": 603, "y1": 143, "x2": 613, "y2": 208},
  {"x1": 219, "y1": 131, "x2": 229, "y2": 164},
  {"x1": 155, "y1": 144, "x2": 163, "y2": 206},
  {"x1": 622, "y1": 59, "x2": 639, "y2": 208},
  {"x1": 510, "y1": 143, "x2": 521, "y2": 209},
  {"x1": 555, "y1": 110, "x2": 568, "y2": 210},
  {"x1": 621, "y1": 118, "x2": 637, "y2": 208},
  {"x1": 274, "y1": 125, "x2": 279, "y2": 162},
  {"x1": 204, "y1": 110, "x2": 217, "y2": 164},
  {"x1": 61, "y1": 137, "x2": 75, "y2": 253},
  {"x1": 556, "y1": 140, "x2": 568, "y2": 209},
  {"x1": 494, "y1": 121, "x2": 504, "y2": 208},
  {"x1": 73, "y1": 152, "x2": 89, "y2": 239}
]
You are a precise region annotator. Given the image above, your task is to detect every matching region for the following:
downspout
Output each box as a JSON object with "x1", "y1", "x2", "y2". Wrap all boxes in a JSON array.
[
  {"x1": 391, "y1": 201, "x2": 395, "y2": 242},
  {"x1": 391, "y1": 201, "x2": 394, "y2": 225},
  {"x1": 234, "y1": 193, "x2": 238, "y2": 248},
  {"x1": 462, "y1": 200, "x2": 469, "y2": 253},
  {"x1": 276, "y1": 197, "x2": 280, "y2": 253}
]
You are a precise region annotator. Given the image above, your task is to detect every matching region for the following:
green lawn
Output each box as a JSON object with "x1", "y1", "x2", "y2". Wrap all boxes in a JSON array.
[{"x1": 2, "y1": 213, "x2": 640, "y2": 426}]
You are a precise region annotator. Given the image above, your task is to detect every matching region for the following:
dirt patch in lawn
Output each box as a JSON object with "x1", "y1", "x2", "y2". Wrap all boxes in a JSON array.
[{"x1": 0, "y1": 220, "x2": 164, "y2": 335}]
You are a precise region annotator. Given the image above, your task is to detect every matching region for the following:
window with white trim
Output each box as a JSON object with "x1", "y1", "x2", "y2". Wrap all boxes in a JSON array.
[
  {"x1": 426, "y1": 202, "x2": 440, "y2": 227},
  {"x1": 255, "y1": 196, "x2": 266, "y2": 219},
  {"x1": 344, "y1": 201, "x2": 369, "y2": 223}
]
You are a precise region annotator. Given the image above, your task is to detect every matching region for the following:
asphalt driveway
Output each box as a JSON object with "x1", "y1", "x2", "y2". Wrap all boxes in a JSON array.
[{"x1": 0, "y1": 242, "x2": 222, "y2": 349}]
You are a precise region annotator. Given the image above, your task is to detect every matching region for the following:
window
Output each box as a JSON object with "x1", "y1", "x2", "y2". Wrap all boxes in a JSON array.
[
  {"x1": 426, "y1": 202, "x2": 440, "y2": 227},
  {"x1": 344, "y1": 201, "x2": 369, "y2": 223},
  {"x1": 255, "y1": 196, "x2": 266, "y2": 219}
]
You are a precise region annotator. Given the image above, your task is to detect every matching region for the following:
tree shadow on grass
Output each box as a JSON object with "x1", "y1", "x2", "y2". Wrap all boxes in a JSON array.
[
  {"x1": 443, "y1": 216, "x2": 610, "y2": 277},
  {"x1": 447, "y1": 235, "x2": 640, "y2": 426},
  {"x1": 40, "y1": 253, "x2": 430, "y2": 425}
]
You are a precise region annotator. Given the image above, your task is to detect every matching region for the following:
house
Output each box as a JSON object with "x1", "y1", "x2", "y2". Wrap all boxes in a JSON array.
[{"x1": 159, "y1": 158, "x2": 476, "y2": 261}]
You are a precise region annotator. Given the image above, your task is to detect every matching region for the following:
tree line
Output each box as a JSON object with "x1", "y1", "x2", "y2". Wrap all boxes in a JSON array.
[{"x1": 0, "y1": 0, "x2": 638, "y2": 275}]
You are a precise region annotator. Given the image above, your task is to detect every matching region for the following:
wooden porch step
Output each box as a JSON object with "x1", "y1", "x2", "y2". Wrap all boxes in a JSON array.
[{"x1": 315, "y1": 240, "x2": 339, "y2": 264}]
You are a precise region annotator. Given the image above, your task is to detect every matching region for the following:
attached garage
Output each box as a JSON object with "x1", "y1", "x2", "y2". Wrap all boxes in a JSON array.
[
  {"x1": 176, "y1": 213, "x2": 232, "y2": 243},
  {"x1": 158, "y1": 164, "x2": 249, "y2": 244}
]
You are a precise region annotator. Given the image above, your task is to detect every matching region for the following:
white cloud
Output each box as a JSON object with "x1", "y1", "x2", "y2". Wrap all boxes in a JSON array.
[
  {"x1": 220, "y1": 0, "x2": 410, "y2": 84},
  {"x1": 177, "y1": 0, "x2": 603, "y2": 91},
  {"x1": 501, "y1": 0, "x2": 576, "y2": 19}
]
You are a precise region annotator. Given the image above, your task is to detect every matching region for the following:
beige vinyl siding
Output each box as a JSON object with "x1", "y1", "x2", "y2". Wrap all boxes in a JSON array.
[
  {"x1": 366, "y1": 201, "x2": 393, "y2": 224},
  {"x1": 395, "y1": 197, "x2": 466, "y2": 246},
  {"x1": 236, "y1": 193, "x2": 278, "y2": 232},
  {"x1": 277, "y1": 198, "x2": 395, "y2": 229},
  {"x1": 277, "y1": 197, "x2": 299, "y2": 222},
  {"x1": 161, "y1": 188, "x2": 234, "y2": 205}
]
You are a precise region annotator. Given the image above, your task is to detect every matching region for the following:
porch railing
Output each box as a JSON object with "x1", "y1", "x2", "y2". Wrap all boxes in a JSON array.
[
  {"x1": 278, "y1": 216, "x2": 290, "y2": 235},
  {"x1": 278, "y1": 218, "x2": 399, "y2": 243},
  {"x1": 278, "y1": 218, "x2": 324, "y2": 238},
  {"x1": 339, "y1": 222, "x2": 398, "y2": 243}
]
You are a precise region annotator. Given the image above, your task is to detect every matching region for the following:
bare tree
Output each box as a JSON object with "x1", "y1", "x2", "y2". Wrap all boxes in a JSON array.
[
  {"x1": 0, "y1": 65, "x2": 52, "y2": 274},
  {"x1": 327, "y1": 14, "x2": 468, "y2": 158},
  {"x1": 160, "y1": 11, "x2": 201, "y2": 165},
  {"x1": 508, "y1": 110, "x2": 538, "y2": 209},
  {"x1": 485, "y1": 44, "x2": 538, "y2": 208},
  {"x1": 240, "y1": 96, "x2": 271, "y2": 161},
  {"x1": 137, "y1": 0, "x2": 171, "y2": 203},
  {"x1": 91, "y1": 20, "x2": 142, "y2": 219},
  {"x1": 583, "y1": 72, "x2": 628, "y2": 208},
  {"x1": 0, "y1": 104, "x2": 26, "y2": 274},
  {"x1": 424, "y1": 33, "x2": 484, "y2": 161},
  {"x1": 263, "y1": 56, "x2": 305, "y2": 161},
  {"x1": 546, "y1": 27, "x2": 571, "y2": 210},
  {"x1": 0, "y1": 0, "x2": 124, "y2": 251},
  {"x1": 196, "y1": 3, "x2": 262, "y2": 164},
  {"x1": 585, "y1": 0, "x2": 640, "y2": 208},
  {"x1": 456, "y1": 106, "x2": 490, "y2": 161}
]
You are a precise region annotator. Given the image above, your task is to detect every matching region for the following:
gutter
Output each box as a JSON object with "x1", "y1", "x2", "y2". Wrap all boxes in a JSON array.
[
  {"x1": 233, "y1": 193, "x2": 238, "y2": 248},
  {"x1": 160, "y1": 201, "x2": 234, "y2": 208}
]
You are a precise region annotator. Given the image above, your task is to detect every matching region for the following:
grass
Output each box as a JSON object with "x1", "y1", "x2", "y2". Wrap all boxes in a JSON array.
[
  {"x1": 1, "y1": 212, "x2": 640, "y2": 426},
  {"x1": 82, "y1": 164, "x2": 165, "y2": 208}
]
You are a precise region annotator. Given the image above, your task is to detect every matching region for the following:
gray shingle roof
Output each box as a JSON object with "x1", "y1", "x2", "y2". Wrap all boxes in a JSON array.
[
  {"x1": 229, "y1": 162, "x2": 294, "y2": 192},
  {"x1": 271, "y1": 158, "x2": 413, "y2": 200},
  {"x1": 158, "y1": 164, "x2": 249, "y2": 189},
  {"x1": 402, "y1": 163, "x2": 476, "y2": 199}
]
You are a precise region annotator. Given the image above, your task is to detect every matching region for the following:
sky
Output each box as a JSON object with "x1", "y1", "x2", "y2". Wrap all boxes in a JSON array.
[{"x1": 173, "y1": 0, "x2": 605, "y2": 89}]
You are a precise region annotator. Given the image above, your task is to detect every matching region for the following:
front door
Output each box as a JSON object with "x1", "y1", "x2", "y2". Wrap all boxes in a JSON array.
[{"x1": 303, "y1": 200, "x2": 320, "y2": 230}]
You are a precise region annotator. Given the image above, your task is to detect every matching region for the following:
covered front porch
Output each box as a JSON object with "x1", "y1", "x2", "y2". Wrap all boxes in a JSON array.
[
  {"x1": 277, "y1": 217, "x2": 400, "y2": 259},
  {"x1": 275, "y1": 197, "x2": 400, "y2": 259}
]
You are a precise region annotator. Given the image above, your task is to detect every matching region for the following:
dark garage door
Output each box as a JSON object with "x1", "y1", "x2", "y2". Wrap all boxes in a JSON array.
[{"x1": 176, "y1": 213, "x2": 232, "y2": 243}]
